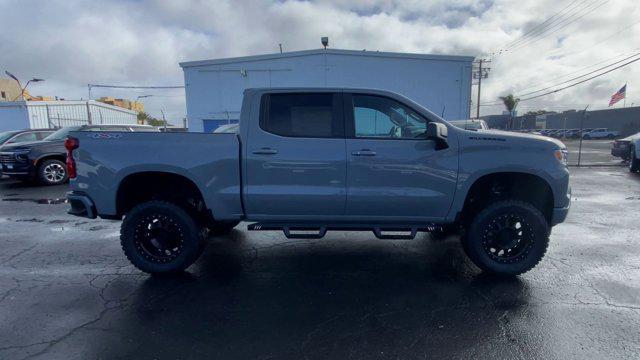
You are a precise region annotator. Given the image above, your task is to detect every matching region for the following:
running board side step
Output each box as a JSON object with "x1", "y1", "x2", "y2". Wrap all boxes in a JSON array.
[{"x1": 247, "y1": 223, "x2": 443, "y2": 240}]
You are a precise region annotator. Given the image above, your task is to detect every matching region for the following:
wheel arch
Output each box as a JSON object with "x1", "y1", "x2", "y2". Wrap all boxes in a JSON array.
[
  {"x1": 34, "y1": 153, "x2": 66, "y2": 168},
  {"x1": 455, "y1": 171, "x2": 555, "y2": 226},
  {"x1": 115, "y1": 171, "x2": 212, "y2": 224}
]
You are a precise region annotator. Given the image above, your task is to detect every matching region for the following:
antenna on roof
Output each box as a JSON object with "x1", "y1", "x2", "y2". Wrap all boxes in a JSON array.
[{"x1": 321, "y1": 37, "x2": 329, "y2": 49}]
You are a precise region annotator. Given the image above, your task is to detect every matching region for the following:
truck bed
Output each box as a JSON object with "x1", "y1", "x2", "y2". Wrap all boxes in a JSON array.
[{"x1": 69, "y1": 131, "x2": 242, "y2": 219}]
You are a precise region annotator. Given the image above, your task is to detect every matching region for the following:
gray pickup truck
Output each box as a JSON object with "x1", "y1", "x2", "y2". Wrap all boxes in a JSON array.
[{"x1": 66, "y1": 88, "x2": 571, "y2": 276}]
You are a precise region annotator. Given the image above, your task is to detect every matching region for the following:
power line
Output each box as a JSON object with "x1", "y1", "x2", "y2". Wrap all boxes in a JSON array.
[
  {"x1": 503, "y1": 0, "x2": 603, "y2": 53},
  {"x1": 506, "y1": 0, "x2": 609, "y2": 54},
  {"x1": 496, "y1": 0, "x2": 609, "y2": 56},
  {"x1": 519, "y1": 56, "x2": 640, "y2": 101},
  {"x1": 87, "y1": 83, "x2": 185, "y2": 100},
  {"x1": 481, "y1": 51, "x2": 640, "y2": 106},
  {"x1": 498, "y1": 0, "x2": 587, "y2": 52},
  {"x1": 88, "y1": 84, "x2": 184, "y2": 89},
  {"x1": 545, "y1": 20, "x2": 640, "y2": 58},
  {"x1": 519, "y1": 52, "x2": 640, "y2": 97},
  {"x1": 514, "y1": 51, "x2": 637, "y2": 93}
]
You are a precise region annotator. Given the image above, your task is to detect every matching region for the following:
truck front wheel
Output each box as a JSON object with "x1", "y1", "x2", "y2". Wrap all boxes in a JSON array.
[
  {"x1": 121, "y1": 201, "x2": 205, "y2": 274},
  {"x1": 462, "y1": 200, "x2": 549, "y2": 275}
]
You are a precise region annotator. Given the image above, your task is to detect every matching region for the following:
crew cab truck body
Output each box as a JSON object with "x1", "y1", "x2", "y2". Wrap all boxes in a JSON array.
[{"x1": 67, "y1": 88, "x2": 571, "y2": 275}]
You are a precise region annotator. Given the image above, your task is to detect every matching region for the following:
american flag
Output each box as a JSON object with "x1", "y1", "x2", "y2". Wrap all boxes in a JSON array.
[{"x1": 609, "y1": 84, "x2": 626, "y2": 106}]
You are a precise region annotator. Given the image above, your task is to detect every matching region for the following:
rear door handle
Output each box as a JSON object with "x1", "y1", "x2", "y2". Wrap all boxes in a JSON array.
[
  {"x1": 351, "y1": 149, "x2": 377, "y2": 156},
  {"x1": 253, "y1": 147, "x2": 278, "y2": 155}
]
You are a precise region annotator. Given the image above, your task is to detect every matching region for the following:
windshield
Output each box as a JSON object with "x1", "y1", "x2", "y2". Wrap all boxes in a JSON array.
[
  {"x1": 43, "y1": 126, "x2": 83, "y2": 141},
  {"x1": 0, "y1": 131, "x2": 20, "y2": 144}
]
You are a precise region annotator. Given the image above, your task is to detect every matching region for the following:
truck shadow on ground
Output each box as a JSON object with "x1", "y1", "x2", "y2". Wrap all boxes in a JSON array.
[{"x1": 89, "y1": 230, "x2": 539, "y2": 359}]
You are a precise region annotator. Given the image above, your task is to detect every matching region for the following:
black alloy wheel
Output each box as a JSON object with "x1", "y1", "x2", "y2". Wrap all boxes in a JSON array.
[{"x1": 121, "y1": 201, "x2": 205, "y2": 273}]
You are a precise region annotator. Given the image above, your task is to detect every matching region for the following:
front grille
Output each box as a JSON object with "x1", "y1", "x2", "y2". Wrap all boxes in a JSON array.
[
  {"x1": 0, "y1": 153, "x2": 16, "y2": 164},
  {"x1": 614, "y1": 141, "x2": 629, "y2": 149}
]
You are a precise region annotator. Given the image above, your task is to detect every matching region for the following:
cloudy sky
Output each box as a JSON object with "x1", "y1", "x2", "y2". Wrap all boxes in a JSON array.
[{"x1": 1, "y1": 0, "x2": 638, "y2": 122}]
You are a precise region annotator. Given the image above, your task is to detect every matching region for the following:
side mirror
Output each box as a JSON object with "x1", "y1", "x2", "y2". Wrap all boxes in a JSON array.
[{"x1": 426, "y1": 122, "x2": 448, "y2": 148}]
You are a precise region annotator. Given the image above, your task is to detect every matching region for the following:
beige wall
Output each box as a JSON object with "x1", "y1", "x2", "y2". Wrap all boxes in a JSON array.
[
  {"x1": 97, "y1": 96, "x2": 144, "y2": 112},
  {"x1": 0, "y1": 78, "x2": 23, "y2": 101}
]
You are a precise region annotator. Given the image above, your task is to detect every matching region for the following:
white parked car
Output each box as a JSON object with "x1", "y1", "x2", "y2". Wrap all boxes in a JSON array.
[
  {"x1": 618, "y1": 133, "x2": 640, "y2": 172},
  {"x1": 213, "y1": 123, "x2": 239, "y2": 133},
  {"x1": 448, "y1": 119, "x2": 489, "y2": 131},
  {"x1": 582, "y1": 128, "x2": 620, "y2": 139}
]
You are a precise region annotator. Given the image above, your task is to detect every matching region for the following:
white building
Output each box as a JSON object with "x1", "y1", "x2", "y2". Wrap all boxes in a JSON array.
[
  {"x1": 0, "y1": 100, "x2": 138, "y2": 131},
  {"x1": 180, "y1": 49, "x2": 474, "y2": 132}
]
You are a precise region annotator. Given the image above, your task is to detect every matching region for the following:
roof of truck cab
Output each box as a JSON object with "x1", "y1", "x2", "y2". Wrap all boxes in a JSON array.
[
  {"x1": 180, "y1": 48, "x2": 475, "y2": 68},
  {"x1": 244, "y1": 87, "x2": 403, "y2": 93}
]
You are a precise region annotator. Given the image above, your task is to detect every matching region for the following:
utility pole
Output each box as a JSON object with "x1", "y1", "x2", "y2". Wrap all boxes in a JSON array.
[
  {"x1": 161, "y1": 109, "x2": 167, "y2": 131},
  {"x1": 577, "y1": 105, "x2": 589, "y2": 166},
  {"x1": 473, "y1": 59, "x2": 491, "y2": 119},
  {"x1": 477, "y1": 59, "x2": 483, "y2": 119}
]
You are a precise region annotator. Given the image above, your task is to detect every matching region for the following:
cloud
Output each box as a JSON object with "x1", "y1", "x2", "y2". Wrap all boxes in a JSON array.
[{"x1": 0, "y1": 0, "x2": 638, "y2": 122}]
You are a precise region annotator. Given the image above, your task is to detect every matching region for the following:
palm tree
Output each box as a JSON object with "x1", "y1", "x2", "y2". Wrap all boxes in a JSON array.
[{"x1": 499, "y1": 94, "x2": 520, "y2": 129}]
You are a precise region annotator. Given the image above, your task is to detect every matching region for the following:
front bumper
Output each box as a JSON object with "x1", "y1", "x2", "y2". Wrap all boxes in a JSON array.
[
  {"x1": 552, "y1": 206, "x2": 570, "y2": 226},
  {"x1": 67, "y1": 192, "x2": 97, "y2": 219},
  {"x1": 611, "y1": 147, "x2": 629, "y2": 158},
  {"x1": 551, "y1": 185, "x2": 571, "y2": 226},
  {"x1": 0, "y1": 154, "x2": 34, "y2": 177}
]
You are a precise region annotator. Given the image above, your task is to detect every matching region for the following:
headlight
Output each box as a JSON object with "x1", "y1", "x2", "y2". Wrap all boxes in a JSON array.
[
  {"x1": 14, "y1": 150, "x2": 30, "y2": 162},
  {"x1": 554, "y1": 149, "x2": 568, "y2": 166}
]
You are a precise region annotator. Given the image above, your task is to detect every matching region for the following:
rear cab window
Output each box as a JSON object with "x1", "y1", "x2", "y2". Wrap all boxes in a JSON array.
[{"x1": 260, "y1": 93, "x2": 344, "y2": 138}]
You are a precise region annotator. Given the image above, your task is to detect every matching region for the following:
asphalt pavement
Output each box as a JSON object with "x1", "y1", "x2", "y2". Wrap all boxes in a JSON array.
[
  {"x1": 563, "y1": 139, "x2": 622, "y2": 166},
  {"x1": 0, "y1": 167, "x2": 639, "y2": 359}
]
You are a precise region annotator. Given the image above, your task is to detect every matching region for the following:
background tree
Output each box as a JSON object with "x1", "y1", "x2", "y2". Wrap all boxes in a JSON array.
[
  {"x1": 499, "y1": 94, "x2": 520, "y2": 129},
  {"x1": 137, "y1": 111, "x2": 166, "y2": 127},
  {"x1": 524, "y1": 109, "x2": 556, "y2": 116}
]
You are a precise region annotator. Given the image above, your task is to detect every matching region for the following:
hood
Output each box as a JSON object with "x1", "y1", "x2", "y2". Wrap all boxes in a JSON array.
[
  {"x1": 620, "y1": 132, "x2": 640, "y2": 142},
  {"x1": 0, "y1": 139, "x2": 62, "y2": 152},
  {"x1": 474, "y1": 129, "x2": 566, "y2": 149}
]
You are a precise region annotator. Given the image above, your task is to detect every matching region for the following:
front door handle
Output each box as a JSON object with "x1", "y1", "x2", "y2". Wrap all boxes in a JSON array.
[
  {"x1": 253, "y1": 147, "x2": 278, "y2": 155},
  {"x1": 351, "y1": 149, "x2": 377, "y2": 156}
]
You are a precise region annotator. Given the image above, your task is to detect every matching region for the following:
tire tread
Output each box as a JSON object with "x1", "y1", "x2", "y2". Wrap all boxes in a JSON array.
[{"x1": 462, "y1": 200, "x2": 550, "y2": 276}]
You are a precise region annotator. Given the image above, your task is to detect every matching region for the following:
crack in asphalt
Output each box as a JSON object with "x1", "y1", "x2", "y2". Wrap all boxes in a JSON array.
[
  {"x1": 0, "y1": 272, "x2": 137, "y2": 360},
  {"x1": 0, "y1": 244, "x2": 39, "y2": 267}
]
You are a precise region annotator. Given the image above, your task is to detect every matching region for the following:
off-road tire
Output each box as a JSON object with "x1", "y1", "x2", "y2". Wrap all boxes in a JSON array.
[
  {"x1": 121, "y1": 201, "x2": 205, "y2": 274},
  {"x1": 37, "y1": 159, "x2": 68, "y2": 185},
  {"x1": 630, "y1": 146, "x2": 639, "y2": 173},
  {"x1": 462, "y1": 200, "x2": 550, "y2": 276}
]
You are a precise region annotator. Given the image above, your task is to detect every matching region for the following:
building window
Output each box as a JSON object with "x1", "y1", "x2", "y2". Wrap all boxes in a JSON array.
[{"x1": 1, "y1": 91, "x2": 6, "y2": 99}]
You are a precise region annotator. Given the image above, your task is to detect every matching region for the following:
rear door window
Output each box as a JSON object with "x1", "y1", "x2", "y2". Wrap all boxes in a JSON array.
[
  {"x1": 260, "y1": 93, "x2": 343, "y2": 138},
  {"x1": 9, "y1": 132, "x2": 38, "y2": 143}
]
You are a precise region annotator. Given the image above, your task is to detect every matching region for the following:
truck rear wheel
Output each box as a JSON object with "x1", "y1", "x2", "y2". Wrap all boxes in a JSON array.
[
  {"x1": 121, "y1": 201, "x2": 205, "y2": 274},
  {"x1": 462, "y1": 200, "x2": 549, "y2": 275}
]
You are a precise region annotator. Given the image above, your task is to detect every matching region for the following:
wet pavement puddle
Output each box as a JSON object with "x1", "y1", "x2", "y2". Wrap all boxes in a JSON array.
[{"x1": 2, "y1": 198, "x2": 68, "y2": 204}]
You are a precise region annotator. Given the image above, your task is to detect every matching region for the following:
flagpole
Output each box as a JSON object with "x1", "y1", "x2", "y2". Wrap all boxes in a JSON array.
[{"x1": 624, "y1": 82, "x2": 627, "y2": 107}]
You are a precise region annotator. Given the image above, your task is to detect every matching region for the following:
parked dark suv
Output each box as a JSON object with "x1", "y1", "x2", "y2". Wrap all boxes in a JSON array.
[{"x1": 0, "y1": 124, "x2": 157, "y2": 185}]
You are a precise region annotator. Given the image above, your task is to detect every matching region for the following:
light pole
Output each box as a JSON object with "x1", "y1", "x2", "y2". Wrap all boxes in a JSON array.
[{"x1": 5, "y1": 71, "x2": 44, "y2": 101}]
